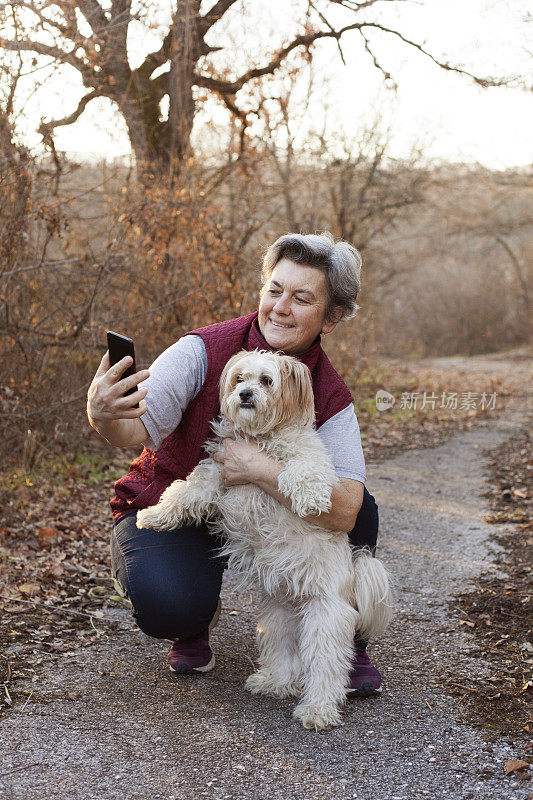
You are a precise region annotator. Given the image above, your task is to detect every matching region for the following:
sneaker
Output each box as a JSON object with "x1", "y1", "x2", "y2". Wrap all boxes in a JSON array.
[
  {"x1": 346, "y1": 648, "x2": 383, "y2": 697},
  {"x1": 167, "y1": 634, "x2": 215, "y2": 674},
  {"x1": 167, "y1": 599, "x2": 221, "y2": 674}
]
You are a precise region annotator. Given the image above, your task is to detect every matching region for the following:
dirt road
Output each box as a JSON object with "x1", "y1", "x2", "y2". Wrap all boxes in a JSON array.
[{"x1": 1, "y1": 398, "x2": 531, "y2": 800}]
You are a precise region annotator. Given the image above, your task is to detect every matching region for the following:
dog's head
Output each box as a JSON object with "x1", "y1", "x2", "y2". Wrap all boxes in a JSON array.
[{"x1": 219, "y1": 350, "x2": 315, "y2": 435}]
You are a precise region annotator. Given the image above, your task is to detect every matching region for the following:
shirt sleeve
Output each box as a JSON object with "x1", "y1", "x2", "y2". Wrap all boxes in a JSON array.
[
  {"x1": 317, "y1": 404, "x2": 366, "y2": 484},
  {"x1": 137, "y1": 334, "x2": 208, "y2": 451}
]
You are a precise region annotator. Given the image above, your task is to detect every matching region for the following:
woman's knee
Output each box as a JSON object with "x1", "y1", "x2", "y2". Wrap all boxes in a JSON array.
[
  {"x1": 131, "y1": 574, "x2": 219, "y2": 640},
  {"x1": 111, "y1": 515, "x2": 223, "y2": 640}
]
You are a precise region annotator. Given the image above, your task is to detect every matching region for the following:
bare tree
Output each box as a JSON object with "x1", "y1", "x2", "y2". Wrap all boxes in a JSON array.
[{"x1": 0, "y1": 0, "x2": 512, "y2": 179}]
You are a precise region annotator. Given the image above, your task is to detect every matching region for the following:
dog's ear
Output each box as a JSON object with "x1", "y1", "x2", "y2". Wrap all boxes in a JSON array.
[
  {"x1": 278, "y1": 357, "x2": 315, "y2": 428},
  {"x1": 219, "y1": 351, "x2": 247, "y2": 405}
]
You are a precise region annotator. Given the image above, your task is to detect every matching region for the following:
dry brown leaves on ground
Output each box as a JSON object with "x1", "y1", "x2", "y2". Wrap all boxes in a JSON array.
[
  {"x1": 0, "y1": 448, "x2": 134, "y2": 714},
  {"x1": 447, "y1": 428, "x2": 533, "y2": 739}
]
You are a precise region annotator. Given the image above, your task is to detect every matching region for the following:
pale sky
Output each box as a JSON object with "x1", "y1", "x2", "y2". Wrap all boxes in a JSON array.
[{"x1": 10, "y1": 0, "x2": 533, "y2": 168}]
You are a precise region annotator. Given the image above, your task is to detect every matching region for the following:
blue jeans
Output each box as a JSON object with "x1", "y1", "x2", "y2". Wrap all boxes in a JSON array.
[{"x1": 111, "y1": 486, "x2": 379, "y2": 641}]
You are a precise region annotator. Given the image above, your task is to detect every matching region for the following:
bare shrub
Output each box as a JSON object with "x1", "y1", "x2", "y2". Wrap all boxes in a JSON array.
[{"x1": 0, "y1": 157, "x2": 240, "y2": 467}]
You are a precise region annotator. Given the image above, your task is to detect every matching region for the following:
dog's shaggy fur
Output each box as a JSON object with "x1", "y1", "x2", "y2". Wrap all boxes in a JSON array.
[{"x1": 137, "y1": 350, "x2": 393, "y2": 730}]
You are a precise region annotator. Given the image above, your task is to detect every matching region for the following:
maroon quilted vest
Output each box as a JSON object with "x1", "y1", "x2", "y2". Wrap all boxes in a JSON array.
[{"x1": 111, "y1": 311, "x2": 353, "y2": 521}]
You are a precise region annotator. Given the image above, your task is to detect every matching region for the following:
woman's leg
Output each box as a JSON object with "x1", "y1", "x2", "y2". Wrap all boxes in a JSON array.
[
  {"x1": 345, "y1": 487, "x2": 385, "y2": 695},
  {"x1": 348, "y1": 485, "x2": 379, "y2": 555},
  {"x1": 111, "y1": 511, "x2": 226, "y2": 641}
]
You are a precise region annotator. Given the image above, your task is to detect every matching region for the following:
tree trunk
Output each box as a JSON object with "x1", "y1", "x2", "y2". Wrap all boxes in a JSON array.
[
  {"x1": 117, "y1": 0, "x2": 202, "y2": 182},
  {"x1": 167, "y1": 0, "x2": 202, "y2": 181},
  {"x1": 0, "y1": 108, "x2": 31, "y2": 271}
]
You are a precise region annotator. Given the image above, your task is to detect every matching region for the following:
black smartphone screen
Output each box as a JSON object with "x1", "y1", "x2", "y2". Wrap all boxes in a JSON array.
[{"x1": 106, "y1": 331, "x2": 139, "y2": 408}]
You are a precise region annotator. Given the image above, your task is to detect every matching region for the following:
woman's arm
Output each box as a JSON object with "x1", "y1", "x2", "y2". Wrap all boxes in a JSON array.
[
  {"x1": 87, "y1": 335, "x2": 207, "y2": 450},
  {"x1": 213, "y1": 439, "x2": 363, "y2": 533}
]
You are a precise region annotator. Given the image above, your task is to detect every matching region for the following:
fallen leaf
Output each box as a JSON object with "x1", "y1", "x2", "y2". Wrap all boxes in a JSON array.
[
  {"x1": 504, "y1": 759, "x2": 530, "y2": 775},
  {"x1": 37, "y1": 526, "x2": 59, "y2": 547},
  {"x1": 17, "y1": 582, "x2": 40, "y2": 595}
]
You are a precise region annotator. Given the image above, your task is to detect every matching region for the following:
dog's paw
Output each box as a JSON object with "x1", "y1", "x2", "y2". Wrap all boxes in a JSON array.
[
  {"x1": 291, "y1": 493, "x2": 332, "y2": 518},
  {"x1": 292, "y1": 701, "x2": 343, "y2": 731},
  {"x1": 245, "y1": 671, "x2": 301, "y2": 698},
  {"x1": 278, "y1": 474, "x2": 332, "y2": 517},
  {"x1": 136, "y1": 508, "x2": 157, "y2": 529},
  {"x1": 136, "y1": 507, "x2": 172, "y2": 531},
  {"x1": 245, "y1": 670, "x2": 276, "y2": 696}
]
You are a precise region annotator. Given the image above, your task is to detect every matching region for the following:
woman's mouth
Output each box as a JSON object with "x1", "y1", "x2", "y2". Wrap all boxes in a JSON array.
[{"x1": 269, "y1": 318, "x2": 294, "y2": 329}]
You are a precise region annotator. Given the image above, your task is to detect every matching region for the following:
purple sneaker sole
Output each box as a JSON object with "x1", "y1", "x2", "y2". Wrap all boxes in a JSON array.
[
  {"x1": 346, "y1": 681, "x2": 383, "y2": 697},
  {"x1": 167, "y1": 634, "x2": 215, "y2": 674},
  {"x1": 346, "y1": 649, "x2": 383, "y2": 697},
  {"x1": 168, "y1": 654, "x2": 216, "y2": 674}
]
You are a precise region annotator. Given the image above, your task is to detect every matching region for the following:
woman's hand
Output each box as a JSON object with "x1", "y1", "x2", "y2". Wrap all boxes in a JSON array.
[
  {"x1": 212, "y1": 438, "x2": 268, "y2": 487},
  {"x1": 87, "y1": 351, "x2": 150, "y2": 424}
]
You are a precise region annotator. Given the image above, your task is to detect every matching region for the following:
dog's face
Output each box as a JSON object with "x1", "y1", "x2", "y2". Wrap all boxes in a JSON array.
[{"x1": 219, "y1": 350, "x2": 315, "y2": 435}]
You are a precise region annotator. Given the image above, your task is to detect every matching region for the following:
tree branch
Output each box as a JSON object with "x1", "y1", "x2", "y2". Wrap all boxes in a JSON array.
[
  {"x1": 9, "y1": 1, "x2": 74, "y2": 37},
  {"x1": 359, "y1": 29, "x2": 394, "y2": 85},
  {"x1": 194, "y1": 15, "x2": 513, "y2": 98},
  {"x1": 135, "y1": 30, "x2": 173, "y2": 78},
  {"x1": 193, "y1": 21, "x2": 367, "y2": 94},
  {"x1": 77, "y1": 0, "x2": 109, "y2": 33},
  {"x1": 309, "y1": 0, "x2": 347, "y2": 65},
  {"x1": 0, "y1": 37, "x2": 96, "y2": 83},
  {"x1": 199, "y1": 0, "x2": 240, "y2": 35},
  {"x1": 359, "y1": 22, "x2": 515, "y2": 88},
  {"x1": 38, "y1": 89, "x2": 101, "y2": 133}
]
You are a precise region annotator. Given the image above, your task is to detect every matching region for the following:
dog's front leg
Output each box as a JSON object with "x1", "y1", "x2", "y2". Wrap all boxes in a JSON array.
[
  {"x1": 136, "y1": 459, "x2": 223, "y2": 531},
  {"x1": 293, "y1": 595, "x2": 358, "y2": 731},
  {"x1": 277, "y1": 459, "x2": 336, "y2": 518}
]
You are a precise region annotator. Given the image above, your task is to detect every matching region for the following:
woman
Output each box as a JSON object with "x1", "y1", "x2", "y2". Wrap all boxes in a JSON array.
[{"x1": 87, "y1": 232, "x2": 383, "y2": 697}]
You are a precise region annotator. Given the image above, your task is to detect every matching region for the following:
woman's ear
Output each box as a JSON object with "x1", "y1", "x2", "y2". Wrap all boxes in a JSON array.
[{"x1": 321, "y1": 306, "x2": 343, "y2": 335}]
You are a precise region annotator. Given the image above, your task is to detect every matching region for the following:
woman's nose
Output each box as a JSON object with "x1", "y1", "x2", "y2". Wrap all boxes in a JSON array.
[{"x1": 273, "y1": 294, "x2": 291, "y2": 313}]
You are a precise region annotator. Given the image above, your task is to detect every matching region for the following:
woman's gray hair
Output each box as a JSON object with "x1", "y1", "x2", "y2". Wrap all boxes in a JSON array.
[{"x1": 261, "y1": 232, "x2": 362, "y2": 322}]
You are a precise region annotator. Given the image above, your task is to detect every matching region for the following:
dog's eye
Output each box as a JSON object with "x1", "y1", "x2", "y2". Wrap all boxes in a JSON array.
[
  {"x1": 260, "y1": 375, "x2": 273, "y2": 387},
  {"x1": 235, "y1": 375, "x2": 243, "y2": 383}
]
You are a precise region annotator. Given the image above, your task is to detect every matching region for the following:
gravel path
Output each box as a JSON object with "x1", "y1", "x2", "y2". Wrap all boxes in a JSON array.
[{"x1": 0, "y1": 402, "x2": 530, "y2": 800}]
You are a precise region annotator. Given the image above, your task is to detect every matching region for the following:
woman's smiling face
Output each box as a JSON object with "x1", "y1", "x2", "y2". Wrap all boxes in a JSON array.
[{"x1": 258, "y1": 258, "x2": 339, "y2": 354}]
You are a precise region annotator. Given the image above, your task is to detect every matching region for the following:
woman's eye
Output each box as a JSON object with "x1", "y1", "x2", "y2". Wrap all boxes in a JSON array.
[
  {"x1": 268, "y1": 290, "x2": 280, "y2": 296},
  {"x1": 260, "y1": 376, "x2": 273, "y2": 387},
  {"x1": 295, "y1": 297, "x2": 308, "y2": 304}
]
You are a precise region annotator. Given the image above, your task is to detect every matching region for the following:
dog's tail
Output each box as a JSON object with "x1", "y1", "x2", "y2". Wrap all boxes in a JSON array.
[{"x1": 351, "y1": 548, "x2": 394, "y2": 642}]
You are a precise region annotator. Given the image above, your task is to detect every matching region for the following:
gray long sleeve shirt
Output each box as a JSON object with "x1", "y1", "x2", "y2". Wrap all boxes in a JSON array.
[{"x1": 138, "y1": 335, "x2": 366, "y2": 484}]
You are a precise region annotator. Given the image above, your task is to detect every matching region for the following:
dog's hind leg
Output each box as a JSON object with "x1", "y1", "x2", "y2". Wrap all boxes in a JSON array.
[
  {"x1": 245, "y1": 594, "x2": 301, "y2": 699},
  {"x1": 351, "y1": 548, "x2": 394, "y2": 642},
  {"x1": 293, "y1": 595, "x2": 358, "y2": 731}
]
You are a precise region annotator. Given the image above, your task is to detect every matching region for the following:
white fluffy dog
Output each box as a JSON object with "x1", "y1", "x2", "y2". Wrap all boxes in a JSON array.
[{"x1": 137, "y1": 350, "x2": 392, "y2": 730}]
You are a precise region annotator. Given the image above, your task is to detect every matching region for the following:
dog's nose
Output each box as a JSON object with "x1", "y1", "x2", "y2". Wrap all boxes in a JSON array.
[{"x1": 239, "y1": 388, "x2": 254, "y2": 402}]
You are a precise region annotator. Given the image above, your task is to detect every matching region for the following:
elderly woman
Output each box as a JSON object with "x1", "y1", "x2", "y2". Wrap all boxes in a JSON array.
[{"x1": 87, "y1": 232, "x2": 383, "y2": 697}]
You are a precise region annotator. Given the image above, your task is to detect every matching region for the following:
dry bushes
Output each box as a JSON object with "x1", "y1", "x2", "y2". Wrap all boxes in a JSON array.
[
  {"x1": 1, "y1": 149, "x2": 531, "y2": 468},
  {"x1": 0, "y1": 157, "x2": 242, "y2": 468},
  {"x1": 374, "y1": 166, "x2": 532, "y2": 356}
]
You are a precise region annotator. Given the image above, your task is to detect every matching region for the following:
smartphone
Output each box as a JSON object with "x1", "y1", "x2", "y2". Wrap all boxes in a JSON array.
[{"x1": 106, "y1": 331, "x2": 139, "y2": 409}]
